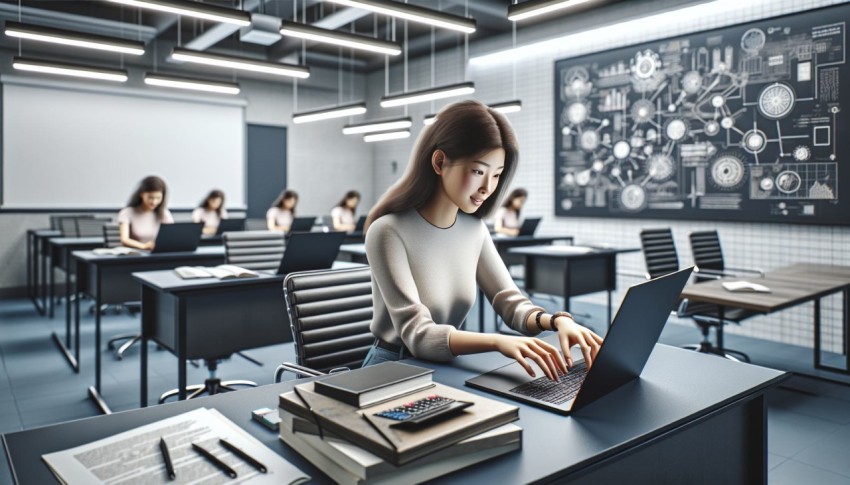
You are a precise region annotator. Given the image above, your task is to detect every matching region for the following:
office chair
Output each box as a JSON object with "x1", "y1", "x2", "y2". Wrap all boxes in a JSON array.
[
  {"x1": 102, "y1": 223, "x2": 122, "y2": 248},
  {"x1": 275, "y1": 266, "x2": 375, "y2": 382},
  {"x1": 57, "y1": 215, "x2": 95, "y2": 237},
  {"x1": 223, "y1": 230, "x2": 286, "y2": 272},
  {"x1": 76, "y1": 217, "x2": 112, "y2": 237},
  {"x1": 101, "y1": 223, "x2": 144, "y2": 357},
  {"x1": 640, "y1": 228, "x2": 757, "y2": 362},
  {"x1": 689, "y1": 230, "x2": 764, "y2": 282}
]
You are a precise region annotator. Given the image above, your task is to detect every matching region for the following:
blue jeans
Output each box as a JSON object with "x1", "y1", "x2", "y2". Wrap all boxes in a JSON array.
[{"x1": 361, "y1": 343, "x2": 408, "y2": 367}]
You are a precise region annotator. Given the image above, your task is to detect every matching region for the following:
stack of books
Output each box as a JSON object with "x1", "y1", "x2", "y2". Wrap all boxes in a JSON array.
[{"x1": 278, "y1": 362, "x2": 521, "y2": 484}]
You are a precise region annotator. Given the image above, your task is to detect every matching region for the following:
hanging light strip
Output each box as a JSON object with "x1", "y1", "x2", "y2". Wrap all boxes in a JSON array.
[
  {"x1": 343, "y1": 117, "x2": 412, "y2": 134},
  {"x1": 381, "y1": 82, "x2": 475, "y2": 108},
  {"x1": 170, "y1": 48, "x2": 310, "y2": 78},
  {"x1": 144, "y1": 73, "x2": 240, "y2": 94},
  {"x1": 105, "y1": 0, "x2": 251, "y2": 26},
  {"x1": 423, "y1": 114, "x2": 437, "y2": 125},
  {"x1": 508, "y1": 0, "x2": 595, "y2": 22},
  {"x1": 490, "y1": 100, "x2": 523, "y2": 113},
  {"x1": 325, "y1": 0, "x2": 476, "y2": 34},
  {"x1": 280, "y1": 21, "x2": 401, "y2": 56},
  {"x1": 12, "y1": 57, "x2": 128, "y2": 82},
  {"x1": 5, "y1": 22, "x2": 145, "y2": 55},
  {"x1": 293, "y1": 102, "x2": 367, "y2": 124},
  {"x1": 364, "y1": 130, "x2": 411, "y2": 142}
]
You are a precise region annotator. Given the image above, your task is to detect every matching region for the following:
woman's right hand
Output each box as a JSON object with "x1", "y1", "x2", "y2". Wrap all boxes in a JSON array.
[
  {"x1": 493, "y1": 334, "x2": 567, "y2": 381},
  {"x1": 143, "y1": 241, "x2": 155, "y2": 250}
]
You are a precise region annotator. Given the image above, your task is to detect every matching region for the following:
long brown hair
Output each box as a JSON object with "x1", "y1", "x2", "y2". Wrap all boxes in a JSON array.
[
  {"x1": 336, "y1": 190, "x2": 361, "y2": 211},
  {"x1": 365, "y1": 100, "x2": 519, "y2": 231},
  {"x1": 502, "y1": 188, "x2": 528, "y2": 218},
  {"x1": 127, "y1": 175, "x2": 168, "y2": 220},
  {"x1": 271, "y1": 189, "x2": 298, "y2": 216},
  {"x1": 199, "y1": 189, "x2": 225, "y2": 216}
]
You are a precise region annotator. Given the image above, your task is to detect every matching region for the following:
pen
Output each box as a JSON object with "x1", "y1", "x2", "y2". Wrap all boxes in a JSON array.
[
  {"x1": 192, "y1": 442, "x2": 238, "y2": 479},
  {"x1": 219, "y1": 438, "x2": 267, "y2": 473},
  {"x1": 159, "y1": 437, "x2": 176, "y2": 481}
]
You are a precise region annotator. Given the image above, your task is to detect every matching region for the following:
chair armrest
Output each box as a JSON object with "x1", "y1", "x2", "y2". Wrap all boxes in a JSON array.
[
  {"x1": 617, "y1": 271, "x2": 648, "y2": 279},
  {"x1": 692, "y1": 267, "x2": 724, "y2": 279},
  {"x1": 724, "y1": 266, "x2": 765, "y2": 277},
  {"x1": 274, "y1": 362, "x2": 324, "y2": 383}
]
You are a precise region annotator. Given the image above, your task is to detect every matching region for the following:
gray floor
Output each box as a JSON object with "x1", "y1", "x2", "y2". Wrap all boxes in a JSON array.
[{"x1": 1, "y1": 294, "x2": 850, "y2": 484}]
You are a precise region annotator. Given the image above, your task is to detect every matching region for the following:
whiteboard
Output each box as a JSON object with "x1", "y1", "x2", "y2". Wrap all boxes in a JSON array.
[{"x1": 2, "y1": 82, "x2": 245, "y2": 209}]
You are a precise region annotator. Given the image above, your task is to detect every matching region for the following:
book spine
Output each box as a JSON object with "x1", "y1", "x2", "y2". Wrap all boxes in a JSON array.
[{"x1": 312, "y1": 382, "x2": 360, "y2": 407}]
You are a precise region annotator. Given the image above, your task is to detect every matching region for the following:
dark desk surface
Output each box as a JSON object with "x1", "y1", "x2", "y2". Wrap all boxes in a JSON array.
[
  {"x1": 133, "y1": 268, "x2": 283, "y2": 292},
  {"x1": 339, "y1": 243, "x2": 366, "y2": 255},
  {"x1": 491, "y1": 234, "x2": 573, "y2": 243},
  {"x1": 508, "y1": 245, "x2": 640, "y2": 258},
  {"x1": 48, "y1": 236, "x2": 104, "y2": 248},
  {"x1": 4, "y1": 343, "x2": 785, "y2": 484},
  {"x1": 72, "y1": 246, "x2": 225, "y2": 265}
]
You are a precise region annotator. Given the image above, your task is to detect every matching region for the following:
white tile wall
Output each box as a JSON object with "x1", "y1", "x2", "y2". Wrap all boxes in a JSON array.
[{"x1": 367, "y1": 0, "x2": 850, "y2": 353}]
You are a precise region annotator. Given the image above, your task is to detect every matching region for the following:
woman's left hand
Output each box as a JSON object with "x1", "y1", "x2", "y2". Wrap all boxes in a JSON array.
[{"x1": 555, "y1": 315, "x2": 603, "y2": 369}]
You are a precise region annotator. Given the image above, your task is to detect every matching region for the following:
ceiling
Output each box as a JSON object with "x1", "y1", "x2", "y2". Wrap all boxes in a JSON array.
[{"x1": 0, "y1": 0, "x2": 626, "y2": 79}]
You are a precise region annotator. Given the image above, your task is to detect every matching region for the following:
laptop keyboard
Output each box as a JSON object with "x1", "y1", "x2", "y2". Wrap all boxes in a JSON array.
[{"x1": 509, "y1": 362, "x2": 588, "y2": 405}]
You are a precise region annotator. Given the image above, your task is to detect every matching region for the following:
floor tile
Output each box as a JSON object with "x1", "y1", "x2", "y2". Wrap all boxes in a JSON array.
[
  {"x1": 767, "y1": 409, "x2": 842, "y2": 458},
  {"x1": 769, "y1": 459, "x2": 850, "y2": 485},
  {"x1": 793, "y1": 424, "x2": 850, "y2": 478},
  {"x1": 768, "y1": 452, "x2": 787, "y2": 471}
]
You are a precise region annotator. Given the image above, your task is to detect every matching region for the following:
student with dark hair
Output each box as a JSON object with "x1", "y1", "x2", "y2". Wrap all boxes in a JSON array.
[
  {"x1": 192, "y1": 189, "x2": 228, "y2": 235},
  {"x1": 117, "y1": 175, "x2": 174, "y2": 250},
  {"x1": 363, "y1": 100, "x2": 602, "y2": 380},
  {"x1": 494, "y1": 188, "x2": 528, "y2": 236},
  {"x1": 267, "y1": 189, "x2": 298, "y2": 232},
  {"x1": 331, "y1": 190, "x2": 361, "y2": 232}
]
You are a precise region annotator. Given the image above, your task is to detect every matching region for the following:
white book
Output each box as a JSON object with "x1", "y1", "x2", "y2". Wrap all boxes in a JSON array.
[
  {"x1": 279, "y1": 410, "x2": 520, "y2": 482},
  {"x1": 92, "y1": 246, "x2": 141, "y2": 256},
  {"x1": 174, "y1": 264, "x2": 259, "y2": 280},
  {"x1": 722, "y1": 281, "x2": 771, "y2": 293}
]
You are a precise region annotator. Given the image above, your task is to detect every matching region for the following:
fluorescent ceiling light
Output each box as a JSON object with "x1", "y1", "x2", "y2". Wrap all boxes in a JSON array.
[
  {"x1": 4, "y1": 21, "x2": 145, "y2": 55},
  {"x1": 364, "y1": 130, "x2": 411, "y2": 142},
  {"x1": 490, "y1": 100, "x2": 522, "y2": 113},
  {"x1": 293, "y1": 102, "x2": 368, "y2": 124},
  {"x1": 280, "y1": 21, "x2": 401, "y2": 56},
  {"x1": 508, "y1": 0, "x2": 594, "y2": 22},
  {"x1": 381, "y1": 82, "x2": 475, "y2": 108},
  {"x1": 343, "y1": 117, "x2": 412, "y2": 134},
  {"x1": 325, "y1": 0, "x2": 476, "y2": 34},
  {"x1": 12, "y1": 57, "x2": 128, "y2": 82},
  {"x1": 423, "y1": 114, "x2": 437, "y2": 125},
  {"x1": 170, "y1": 47, "x2": 310, "y2": 78},
  {"x1": 105, "y1": 0, "x2": 251, "y2": 26},
  {"x1": 144, "y1": 73, "x2": 240, "y2": 94}
]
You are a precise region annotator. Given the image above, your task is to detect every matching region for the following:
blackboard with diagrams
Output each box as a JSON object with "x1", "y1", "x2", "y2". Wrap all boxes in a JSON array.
[{"x1": 554, "y1": 4, "x2": 847, "y2": 225}]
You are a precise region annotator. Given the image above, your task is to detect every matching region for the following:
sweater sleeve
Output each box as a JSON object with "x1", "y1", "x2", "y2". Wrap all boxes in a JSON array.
[
  {"x1": 365, "y1": 221, "x2": 456, "y2": 361},
  {"x1": 476, "y1": 224, "x2": 545, "y2": 335}
]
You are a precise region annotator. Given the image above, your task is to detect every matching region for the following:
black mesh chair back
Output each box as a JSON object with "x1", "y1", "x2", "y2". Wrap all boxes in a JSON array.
[
  {"x1": 223, "y1": 230, "x2": 285, "y2": 272},
  {"x1": 639, "y1": 228, "x2": 679, "y2": 279},
  {"x1": 689, "y1": 231, "x2": 725, "y2": 282},
  {"x1": 103, "y1": 223, "x2": 122, "y2": 248},
  {"x1": 284, "y1": 266, "x2": 374, "y2": 373},
  {"x1": 77, "y1": 217, "x2": 111, "y2": 237}
]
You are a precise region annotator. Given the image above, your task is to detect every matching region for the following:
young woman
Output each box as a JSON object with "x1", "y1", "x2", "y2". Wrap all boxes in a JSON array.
[
  {"x1": 192, "y1": 189, "x2": 228, "y2": 235},
  {"x1": 494, "y1": 188, "x2": 528, "y2": 236},
  {"x1": 363, "y1": 100, "x2": 602, "y2": 380},
  {"x1": 117, "y1": 175, "x2": 174, "y2": 250},
  {"x1": 267, "y1": 189, "x2": 298, "y2": 232},
  {"x1": 331, "y1": 190, "x2": 361, "y2": 232}
]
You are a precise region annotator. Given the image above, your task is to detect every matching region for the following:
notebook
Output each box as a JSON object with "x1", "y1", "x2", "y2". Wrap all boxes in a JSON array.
[
  {"x1": 466, "y1": 267, "x2": 694, "y2": 414},
  {"x1": 150, "y1": 222, "x2": 203, "y2": 253},
  {"x1": 274, "y1": 231, "x2": 346, "y2": 275},
  {"x1": 313, "y1": 362, "x2": 434, "y2": 407}
]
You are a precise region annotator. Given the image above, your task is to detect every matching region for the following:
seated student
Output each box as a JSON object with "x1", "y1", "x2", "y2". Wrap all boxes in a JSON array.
[
  {"x1": 331, "y1": 190, "x2": 361, "y2": 232},
  {"x1": 493, "y1": 188, "x2": 527, "y2": 236},
  {"x1": 192, "y1": 189, "x2": 228, "y2": 235},
  {"x1": 117, "y1": 175, "x2": 174, "y2": 250},
  {"x1": 362, "y1": 100, "x2": 601, "y2": 380},
  {"x1": 267, "y1": 189, "x2": 298, "y2": 232}
]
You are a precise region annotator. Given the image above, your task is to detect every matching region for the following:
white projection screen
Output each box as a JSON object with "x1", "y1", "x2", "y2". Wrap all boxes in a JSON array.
[{"x1": 2, "y1": 82, "x2": 245, "y2": 209}]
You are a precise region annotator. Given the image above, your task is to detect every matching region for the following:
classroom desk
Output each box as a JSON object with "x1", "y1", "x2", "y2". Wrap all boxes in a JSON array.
[
  {"x1": 71, "y1": 247, "x2": 225, "y2": 414},
  {"x1": 508, "y1": 245, "x2": 640, "y2": 327},
  {"x1": 3, "y1": 343, "x2": 786, "y2": 484},
  {"x1": 681, "y1": 263, "x2": 850, "y2": 376},
  {"x1": 46, "y1": 236, "x2": 104, "y2": 319},
  {"x1": 337, "y1": 243, "x2": 369, "y2": 264},
  {"x1": 491, "y1": 234, "x2": 574, "y2": 263},
  {"x1": 26, "y1": 229, "x2": 60, "y2": 315}
]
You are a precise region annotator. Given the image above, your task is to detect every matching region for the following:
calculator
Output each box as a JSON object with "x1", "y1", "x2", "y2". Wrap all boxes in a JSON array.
[{"x1": 374, "y1": 395, "x2": 472, "y2": 428}]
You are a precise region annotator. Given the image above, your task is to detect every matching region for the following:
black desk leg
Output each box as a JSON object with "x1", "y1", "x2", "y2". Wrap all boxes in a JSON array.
[
  {"x1": 26, "y1": 232, "x2": 33, "y2": 308},
  {"x1": 39, "y1": 243, "x2": 47, "y2": 315},
  {"x1": 87, "y1": 272, "x2": 112, "y2": 415},
  {"x1": 478, "y1": 288, "x2": 485, "y2": 333},
  {"x1": 178, "y1": 300, "x2": 187, "y2": 402},
  {"x1": 607, "y1": 290, "x2": 612, "y2": 329},
  {"x1": 717, "y1": 305, "x2": 725, "y2": 352},
  {"x1": 844, "y1": 287, "x2": 848, "y2": 372},
  {"x1": 48, "y1": 254, "x2": 55, "y2": 319},
  {"x1": 141, "y1": 303, "x2": 148, "y2": 408},
  {"x1": 814, "y1": 297, "x2": 822, "y2": 370},
  {"x1": 51, "y1": 256, "x2": 78, "y2": 372}
]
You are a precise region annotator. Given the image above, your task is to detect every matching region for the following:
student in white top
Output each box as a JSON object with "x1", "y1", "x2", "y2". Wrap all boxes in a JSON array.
[
  {"x1": 192, "y1": 189, "x2": 228, "y2": 235},
  {"x1": 266, "y1": 189, "x2": 298, "y2": 232},
  {"x1": 330, "y1": 190, "x2": 360, "y2": 232},
  {"x1": 117, "y1": 175, "x2": 175, "y2": 250},
  {"x1": 362, "y1": 100, "x2": 602, "y2": 380},
  {"x1": 493, "y1": 188, "x2": 527, "y2": 236}
]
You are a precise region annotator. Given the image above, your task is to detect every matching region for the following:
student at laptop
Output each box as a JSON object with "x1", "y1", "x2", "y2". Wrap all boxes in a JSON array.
[
  {"x1": 117, "y1": 175, "x2": 174, "y2": 250},
  {"x1": 331, "y1": 190, "x2": 361, "y2": 232},
  {"x1": 493, "y1": 188, "x2": 527, "y2": 236},
  {"x1": 267, "y1": 189, "x2": 298, "y2": 232},
  {"x1": 362, "y1": 100, "x2": 602, "y2": 380},
  {"x1": 192, "y1": 189, "x2": 228, "y2": 235}
]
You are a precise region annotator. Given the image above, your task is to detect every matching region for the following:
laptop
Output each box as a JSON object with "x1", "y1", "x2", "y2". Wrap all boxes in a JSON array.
[
  {"x1": 354, "y1": 215, "x2": 367, "y2": 232},
  {"x1": 274, "y1": 231, "x2": 347, "y2": 275},
  {"x1": 466, "y1": 267, "x2": 694, "y2": 414},
  {"x1": 517, "y1": 217, "x2": 542, "y2": 236},
  {"x1": 151, "y1": 222, "x2": 203, "y2": 253},
  {"x1": 215, "y1": 218, "x2": 246, "y2": 236},
  {"x1": 289, "y1": 216, "x2": 317, "y2": 233}
]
